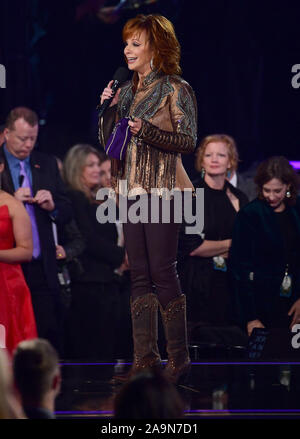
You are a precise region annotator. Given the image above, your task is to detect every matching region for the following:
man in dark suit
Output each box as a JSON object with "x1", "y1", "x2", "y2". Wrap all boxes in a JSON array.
[
  {"x1": 13, "y1": 338, "x2": 61, "y2": 419},
  {"x1": 1, "y1": 107, "x2": 72, "y2": 354}
]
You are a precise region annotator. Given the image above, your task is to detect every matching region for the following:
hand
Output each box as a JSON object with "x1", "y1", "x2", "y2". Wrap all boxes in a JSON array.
[
  {"x1": 218, "y1": 251, "x2": 229, "y2": 258},
  {"x1": 33, "y1": 190, "x2": 55, "y2": 211},
  {"x1": 288, "y1": 298, "x2": 300, "y2": 329},
  {"x1": 14, "y1": 187, "x2": 34, "y2": 203},
  {"x1": 218, "y1": 239, "x2": 232, "y2": 257},
  {"x1": 117, "y1": 253, "x2": 130, "y2": 274},
  {"x1": 56, "y1": 245, "x2": 66, "y2": 260},
  {"x1": 247, "y1": 319, "x2": 265, "y2": 337},
  {"x1": 226, "y1": 239, "x2": 232, "y2": 250},
  {"x1": 128, "y1": 117, "x2": 142, "y2": 136},
  {"x1": 100, "y1": 80, "x2": 121, "y2": 106},
  {"x1": 124, "y1": 251, "x2": 129, "y2": 268}
]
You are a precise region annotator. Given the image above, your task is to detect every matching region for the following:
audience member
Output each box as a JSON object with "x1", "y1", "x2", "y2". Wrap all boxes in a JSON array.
[
  {"x1": 178, "y1": 134, "x2": 248, "y2": 332},
  {"x1": 230, "y1": 156, "x2": 300, "y2": 335},
  {"x1": 54, "y1": 155, "x2": 86, "y2": 288},
  {"x1": 114, "y1": 368, "x2": 184, "y2": 419},
  {"x1": 98, "y1": 151, "x2": 112, "y2": 189},
  {"x1": 97, "y1": 151, "x2": 132, "y2": 359},
  {"x1": 13, "y1": 338, "x2": 61, "y2": 419},
  {"x1": 63, "y1": 144, "x2": 128, "y2": 360},
  {"x1": 0, "y1": 107, "x2": 73, "y2": 355},
  {"x1": 0, "y1": 348, "x2": 25, "y2": 419},
  {"x1": 0, "y1": 155, "x2": 37, "y2": 353},
  {"x1": 51, "y1": 156, "x2": 86, "y2": 354}
]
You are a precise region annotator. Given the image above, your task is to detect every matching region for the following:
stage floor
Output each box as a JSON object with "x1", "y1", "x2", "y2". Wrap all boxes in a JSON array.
[{"x1": 55, "y1": 356, "x2": 300, "y2": 419}]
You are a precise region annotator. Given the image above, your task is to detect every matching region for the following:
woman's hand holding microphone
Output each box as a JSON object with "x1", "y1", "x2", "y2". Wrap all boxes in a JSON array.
[
  {"x1": 100, "y1": 80, "x2": 121, "y2": 107},
  {"x1": 100, "y1": 80, "x2": 142, "y2": 135}
]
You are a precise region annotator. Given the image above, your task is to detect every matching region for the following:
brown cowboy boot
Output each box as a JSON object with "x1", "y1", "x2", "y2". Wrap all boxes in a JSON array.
[
  {"x1": 114, "y1": 293, "x2": 161, "y2": 383},
  {"x1": 160, "y1": 294, "x2": 191, "y2": 384}
]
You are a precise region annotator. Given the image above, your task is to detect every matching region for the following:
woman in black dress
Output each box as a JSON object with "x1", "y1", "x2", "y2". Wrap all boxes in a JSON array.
[
  {"x1": 178, "y1": 134, "x2": 248, "y2": 329},
  {"x1": 63, "y1": 144, "x2": 128, "y2": 360}
]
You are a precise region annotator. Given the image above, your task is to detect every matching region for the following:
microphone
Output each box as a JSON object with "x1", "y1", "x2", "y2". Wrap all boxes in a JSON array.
[{"x1": 98, "y1": 67, "x2": 129, "y2": 119}]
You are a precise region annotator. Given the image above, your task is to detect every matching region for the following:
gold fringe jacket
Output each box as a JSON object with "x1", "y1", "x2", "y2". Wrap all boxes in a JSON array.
[{"x1": 99, "y1": 71, "x2": 198, "y2": 195}]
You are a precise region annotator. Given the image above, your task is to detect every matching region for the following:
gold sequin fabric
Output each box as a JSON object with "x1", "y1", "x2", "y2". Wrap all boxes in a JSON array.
[{"x1": 100, "y1": 71, "x2": 198, "y2": 194}]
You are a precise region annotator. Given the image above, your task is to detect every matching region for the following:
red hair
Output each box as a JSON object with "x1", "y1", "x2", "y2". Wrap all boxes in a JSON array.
[
  {"x1": 122, "y1": 14, "x2": 181, "y2": 76},
  {"x1": 195, "y1": 134, "x2": 239, "y2": 174}
]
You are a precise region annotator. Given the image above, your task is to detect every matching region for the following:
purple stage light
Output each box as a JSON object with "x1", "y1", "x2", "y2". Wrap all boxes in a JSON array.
[{"x1": 289, "y1": 161, "x2": 300, "y2": 170}]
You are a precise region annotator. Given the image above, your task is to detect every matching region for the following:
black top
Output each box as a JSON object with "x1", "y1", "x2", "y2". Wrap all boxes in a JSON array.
[
  {"x1": 230, "y1": 197, "x2": 300, "y2": 326},
  {"x1": 177, "y1": 177, "x2": 249, "y2": 325},
  {"x1": 178, "y1": 177, "x2": 249, "y2": 260},
  {"x1": 274, "y1": 208, "x2": 300, "y2": 272},
  {"x1": 67, "y1": 189, "x2": 125, "y2": 283},
  {"x1": 202, "y1": 179, "x2": 246, "y2": 240}
]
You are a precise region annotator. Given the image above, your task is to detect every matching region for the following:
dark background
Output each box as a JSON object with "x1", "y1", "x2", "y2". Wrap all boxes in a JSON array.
[{"x1": 0, "y1": 0, "x2": 299, "y2": 179}]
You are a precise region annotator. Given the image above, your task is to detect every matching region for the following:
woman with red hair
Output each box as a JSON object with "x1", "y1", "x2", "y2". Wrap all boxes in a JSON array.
[{"x1": 99, "y1": 14, "x2": 197, "y2": 383}]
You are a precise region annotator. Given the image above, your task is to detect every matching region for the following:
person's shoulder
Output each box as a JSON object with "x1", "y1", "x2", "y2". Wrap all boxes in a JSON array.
[
  {"x1": 167, "y1": 76, "x2": 197, "y2": 112},
  {"x1": 295, "y1": 195, "x2": 300, "y2": 207},
  {"x1": 227, "y1": 180, "x2": 249, "y2": 203},
  {"x1": 67, "y1": 188, "x2": 89, "y2": 204},
  {"x1": 292, "y1": 196, "x2": 300, "y2": 213},
  {"x1": 192, "y1": 175, "x2": 205, "y2": 188},
  {"x1": 167, "y1": 75, "x2": 194, "y2": 92},
  {"x1": 238, "y1": 198, "x2": 263, "y2": 217},
  {"x1": 0, "y1": 190, "x2": 17, "y2": 204},
  {"x1": 0, "y1": 191, "x2": 27, "y2": 216}
]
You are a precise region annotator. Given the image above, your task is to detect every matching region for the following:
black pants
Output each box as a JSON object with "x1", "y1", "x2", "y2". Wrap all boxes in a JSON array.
[
  {"x1": 22, "y1": 259, "x2": 63, "y2": 355},
  {"x1": 123, "y1": 195, "x2": 182, "y2": 309}
]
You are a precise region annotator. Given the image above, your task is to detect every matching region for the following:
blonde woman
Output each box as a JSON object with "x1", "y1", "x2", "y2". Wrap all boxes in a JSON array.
[
  {"x1": 63, "y1": 144, "x2": 128, "y2": 360},
  {"x1": 178, "y1": 134, "x2": 248, "y2": 329}
]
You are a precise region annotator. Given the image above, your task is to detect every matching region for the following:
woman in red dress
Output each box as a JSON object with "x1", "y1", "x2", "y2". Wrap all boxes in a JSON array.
[{"x1": 0, "y1": 159, "x2": 37, "y2": 354}]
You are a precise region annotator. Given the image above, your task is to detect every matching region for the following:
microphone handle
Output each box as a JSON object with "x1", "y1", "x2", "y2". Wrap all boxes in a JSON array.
[{"x1": 98, "y1": 79, "x2": 121, "y2": 119}]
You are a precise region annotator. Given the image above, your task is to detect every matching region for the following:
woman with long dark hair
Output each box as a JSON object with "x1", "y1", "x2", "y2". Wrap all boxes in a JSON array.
[{"x1": 230, "y1": 156, "x2": 300, "y2": 336}]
